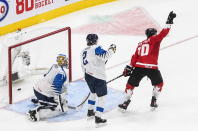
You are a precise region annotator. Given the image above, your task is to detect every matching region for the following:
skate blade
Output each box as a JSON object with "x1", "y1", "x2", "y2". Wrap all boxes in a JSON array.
[
  {"x1": 150, "y1": 107, "x2": 157, "y2": 111},
  {"x1": 118, "y1": 107, "x2": 126, "y2": 113},
  {"x1": 26, "y1": 113, "x2": 36, "y2": 122},
  {"x1": 95, "y1": 122, "x2": 107, "y2": 128}
]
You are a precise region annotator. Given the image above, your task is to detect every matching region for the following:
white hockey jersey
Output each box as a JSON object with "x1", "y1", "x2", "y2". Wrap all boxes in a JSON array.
[
  {"x1": 34, "y1": 64, "x2": 67, "y2": 97},
  {"x1": 81, "y1": 45, "x2": 115, "y2": 80}
]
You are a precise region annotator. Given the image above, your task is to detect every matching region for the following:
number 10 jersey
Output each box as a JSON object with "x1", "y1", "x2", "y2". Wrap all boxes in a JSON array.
[{"x1": 131, "y1": 25, "x2": 171, "y2": 69}]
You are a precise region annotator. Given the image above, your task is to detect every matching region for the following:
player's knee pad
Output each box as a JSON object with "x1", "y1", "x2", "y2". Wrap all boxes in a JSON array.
[
  {"x1": 155, "y1": 82, "x2": 163, "y2": 92},
  {"x1": 89, "y1": 93, "x2": 96, "y2": 100},
  {"x1": 124, "y1": 84, "x2": 134, "y2": 100},
  {"x1": 125, "y1": 83, "x2": 135, "y2": 93},
  {"x1": 97, "y1": 96, "x2": 104, "y2": 107}
]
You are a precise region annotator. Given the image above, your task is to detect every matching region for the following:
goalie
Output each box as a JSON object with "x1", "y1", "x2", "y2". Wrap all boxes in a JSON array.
[{"x1": 27, "y1": 54, "x2": 69, "y2": 121}]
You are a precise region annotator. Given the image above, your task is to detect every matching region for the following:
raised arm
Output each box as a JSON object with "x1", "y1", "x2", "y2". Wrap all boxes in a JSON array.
[
  {"x1": 95, "y1": 44, "x2": 116, "y2": 62},
  {"x1": 151, "y1": 11, "x2": 176, "y2": 42}
]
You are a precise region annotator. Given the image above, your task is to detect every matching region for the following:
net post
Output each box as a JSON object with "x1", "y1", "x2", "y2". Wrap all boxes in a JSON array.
[
  {"x1": 8, "y1": 47, "x2": 13, "y2": 104},
  {"x1": 68, "y1": 27, "x2": 72, "y2": 82}
]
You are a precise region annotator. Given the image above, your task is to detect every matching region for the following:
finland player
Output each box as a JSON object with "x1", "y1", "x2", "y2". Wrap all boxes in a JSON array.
[
  {"x1": 27, "y1": 54, "x2": 69, "y2": 121},
  {"x1": 118, "y1": 11, "x2": 176, "y2": 111},
  {"x1": 81, "y1": 34, "x2": 116, "y2": 126}
]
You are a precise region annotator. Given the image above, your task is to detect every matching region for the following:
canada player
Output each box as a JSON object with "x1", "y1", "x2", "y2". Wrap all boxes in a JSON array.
[{"x1": 118, "y1": 11, "x2": 176, "y2": 111}]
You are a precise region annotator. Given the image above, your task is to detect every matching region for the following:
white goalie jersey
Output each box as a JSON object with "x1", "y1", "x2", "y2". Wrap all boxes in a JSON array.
[{"x1": 33, "y1": 64, "x2": 67, "y2": 98}]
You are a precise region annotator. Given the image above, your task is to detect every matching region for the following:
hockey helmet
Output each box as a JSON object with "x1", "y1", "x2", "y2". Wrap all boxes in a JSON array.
[
  {"x1": 86, "y1": 34, "x2": 98, "y2": 46},
  {"x1": 57, "y1": 54, "x2": 69, "y2": 68},
  {"x1": 145, "y1": 28, "x2": 157, "y2": 38}
]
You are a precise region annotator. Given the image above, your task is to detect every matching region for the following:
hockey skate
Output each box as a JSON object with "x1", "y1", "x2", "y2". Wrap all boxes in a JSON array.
[
  {"x1": 27, "y1": 109, "x2": 40, "y2": 122},
  {"x1": 87, "y1": 109, "x2": 95, "y2": 120},
  {"x1": 118, "y1": 99, "x2": 131, "y2": 112},
  {"x1": 150, "y1": 96, "x2": 158, "y2": 111},
  {"x1": 95, "y1": 116, "x2": 107, "y2": 128}
]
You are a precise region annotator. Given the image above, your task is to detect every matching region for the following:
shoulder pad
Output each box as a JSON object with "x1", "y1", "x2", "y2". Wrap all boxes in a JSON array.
[{"x1": 95, "y1": 46, "x2": 107, "y2": 55}]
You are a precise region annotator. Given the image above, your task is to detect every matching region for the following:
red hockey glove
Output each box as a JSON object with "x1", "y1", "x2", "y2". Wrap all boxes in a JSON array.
[{"x1": 123, "y1": 65, "x2": 133, "y2": 77}]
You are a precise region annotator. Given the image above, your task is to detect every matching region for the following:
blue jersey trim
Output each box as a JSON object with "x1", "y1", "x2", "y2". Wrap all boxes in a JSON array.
[
  {"x1": 96, "y1": 106, "x2": 104, "y2": 112},
  {"x1": 52, "y1": 73, "x2": 66, "y2": 94},
  {"x1": 88, "y1": 100, "x2": 96, "y2": 105},
  {"x1": 95, "y1": 46, "x2": 107, "y2": 56}
]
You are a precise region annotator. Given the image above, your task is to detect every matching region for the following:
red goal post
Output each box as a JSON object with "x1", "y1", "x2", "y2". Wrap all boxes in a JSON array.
[{"x1": 7, "y1": 27, "x2": 72, "y2": 104}]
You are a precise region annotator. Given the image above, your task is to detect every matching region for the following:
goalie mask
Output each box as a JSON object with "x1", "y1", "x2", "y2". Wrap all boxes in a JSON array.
[
  {"x1": 145, "y1": 28, "x2": 157, "y2": 38},
  {"x1": 57, "y1": 54, "x2": 69, "y2": 68}
]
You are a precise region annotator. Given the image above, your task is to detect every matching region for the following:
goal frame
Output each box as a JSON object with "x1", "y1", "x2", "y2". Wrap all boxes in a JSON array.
[{"x1": 7, "y1": 27, "x2": 72, "y2": 104}]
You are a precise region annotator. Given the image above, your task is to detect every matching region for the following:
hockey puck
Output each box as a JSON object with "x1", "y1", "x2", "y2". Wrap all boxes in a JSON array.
[{"x1": 17, "y1": 88, "x2": 21, "y2": 91}]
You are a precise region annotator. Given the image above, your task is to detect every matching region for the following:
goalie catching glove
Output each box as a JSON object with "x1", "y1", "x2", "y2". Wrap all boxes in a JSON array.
[{"x1": 123, "y1": 65, "x2": 133, "y2": 77}]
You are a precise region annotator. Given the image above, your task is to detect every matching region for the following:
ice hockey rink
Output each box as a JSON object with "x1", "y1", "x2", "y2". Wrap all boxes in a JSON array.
[{"x1": 1, "y1": 0, "x2": 198, "y2": 130}]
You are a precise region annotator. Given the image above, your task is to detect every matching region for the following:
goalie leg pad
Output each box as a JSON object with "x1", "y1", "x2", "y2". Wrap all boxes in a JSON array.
[
  {"x1": 33, "y1": 89, "x2": 57, "y2": 106},
  {"x1": 54, "y1": 94, "x2": 68, "y2": 112}
]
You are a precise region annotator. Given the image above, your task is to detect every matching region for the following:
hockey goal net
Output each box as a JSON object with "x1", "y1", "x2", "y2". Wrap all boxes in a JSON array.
[{"x1": 0, "y1": 26, "x2": 71, "y2": 104}]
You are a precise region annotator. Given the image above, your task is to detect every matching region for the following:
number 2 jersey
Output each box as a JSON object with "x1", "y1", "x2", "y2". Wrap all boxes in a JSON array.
[
  {"x1": 131, "y1": 25, "x2": 171, "y2": 69},
  {"x1": 81, "y1": 45, "x2": 115, "y2": 81}
]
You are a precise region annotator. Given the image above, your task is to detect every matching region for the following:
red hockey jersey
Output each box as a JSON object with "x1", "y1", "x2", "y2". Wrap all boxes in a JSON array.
[{"x1": 130, "y1": 25, "x2": 171, "y2": 69}]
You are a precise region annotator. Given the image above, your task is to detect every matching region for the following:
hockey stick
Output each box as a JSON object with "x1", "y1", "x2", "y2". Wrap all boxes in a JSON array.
[
  {"x1": 107, "y1": 74, "x2": 123, "y2": 84},
  {"x1": 69, "y1": 74, "x2": 124, "y2": 110},
  {"x1": 68, "y1": 93, "x2": 91, "y2": 110}
]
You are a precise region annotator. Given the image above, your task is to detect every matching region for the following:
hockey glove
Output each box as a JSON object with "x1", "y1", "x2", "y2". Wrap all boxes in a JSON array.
[
  {"x1": 166, "y1": 11, "x2": 176, "y2": 24},
  {"x1": 108, "y1": 44, "x2": 116, "y2": 53},
  {"x1": 123, "y1": 65, "x2": 133, "y2": 77}
]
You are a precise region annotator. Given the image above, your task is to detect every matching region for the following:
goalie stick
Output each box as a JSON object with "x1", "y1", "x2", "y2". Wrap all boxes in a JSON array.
[{"x1": 69, "y1": 74, "x2": 124, "y2": 110}]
